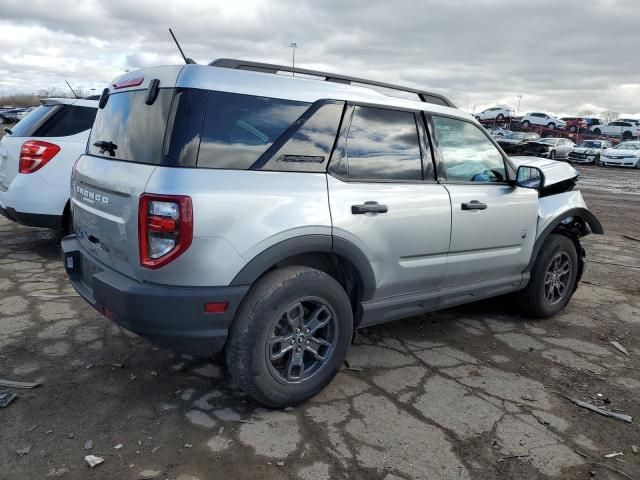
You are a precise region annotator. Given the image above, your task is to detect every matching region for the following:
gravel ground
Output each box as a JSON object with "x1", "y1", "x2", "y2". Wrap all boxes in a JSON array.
[{"x1": 0, "y1": 165, "x2": 639, "y2": 480}]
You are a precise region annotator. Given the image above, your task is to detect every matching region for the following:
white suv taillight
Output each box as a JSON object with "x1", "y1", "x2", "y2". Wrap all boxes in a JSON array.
[
  {"x1": 139, "y1": 194, "x2": 193, "y2": 269},
  {"x1": 19, "y1": 140, "x2": 60, "y2": 173}
]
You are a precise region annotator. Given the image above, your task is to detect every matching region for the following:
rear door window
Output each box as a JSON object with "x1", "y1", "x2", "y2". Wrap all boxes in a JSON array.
[
  {"x1": 197, "y1": 92, "x2": 309, "y2": 169},
  {"x1": 34, "y1": 105, "x2": 97, "y2": 137},
  {"x1": 341, "y1": 106, "x2": 422, "y2": 181},
  {"x1": 88, "y1": 89, "x2": 173, "y2": 164}
]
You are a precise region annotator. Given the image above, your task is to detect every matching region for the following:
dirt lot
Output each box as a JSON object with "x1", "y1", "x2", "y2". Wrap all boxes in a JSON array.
[{"x1": 0, "y1": 165, "x2": 639, "y2": 480}]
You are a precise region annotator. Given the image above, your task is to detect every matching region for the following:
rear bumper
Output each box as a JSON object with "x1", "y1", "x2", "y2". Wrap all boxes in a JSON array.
[
  {"x1": 61, "y1": 235, "x2": 249, "y2": 357},
  {"x1": 0, "y1": 205, "x2": 61, "y2": 229},
  {"x1": 0, "y1": 173, "x2": 67, "y2": 229}
]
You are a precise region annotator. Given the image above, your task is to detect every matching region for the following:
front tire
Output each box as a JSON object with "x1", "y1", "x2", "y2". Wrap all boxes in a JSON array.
[
  {"x1": 517, "y1": 234, "x2": 578, "y2": 319},
  {"x1": 550, "y1": 150, "x2": 556, "y2": 160},
  {"x1": 226, "y1": 266, "x2": 353, "y2": 407},
  {"x1": 547, "y1": 122, "x2": 556, "y2": 129},
  {"x1": 593, "y1": 128, "x2": 601, "y2": 135},
  {"x1": 522, "y1": 120, "x2": 531, "y2": 128}
]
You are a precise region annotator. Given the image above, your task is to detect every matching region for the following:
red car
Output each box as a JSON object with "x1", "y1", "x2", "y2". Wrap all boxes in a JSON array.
[{"x1": 561, "y1": 117, "x2": 589, "y2": 133}]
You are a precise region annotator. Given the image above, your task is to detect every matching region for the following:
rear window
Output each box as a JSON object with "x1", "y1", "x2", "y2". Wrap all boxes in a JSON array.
[
  {"x1": 7, "y1": 105, "x2": 56, "y2": 137},
  {"x1": 34, "y1": 105, "x2": 97, "y2": 137},
  {"x1": 88, "y1": 89, "x2": 173, "y2": 164},
  {"x1": 197, "y1": 92, "x2": 309, "y2": 169}
]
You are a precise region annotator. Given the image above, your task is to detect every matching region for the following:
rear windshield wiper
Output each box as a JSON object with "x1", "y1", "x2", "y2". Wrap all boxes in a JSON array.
[{"x1": 93, "y1": 140, "x2": 118, "y2": 157}]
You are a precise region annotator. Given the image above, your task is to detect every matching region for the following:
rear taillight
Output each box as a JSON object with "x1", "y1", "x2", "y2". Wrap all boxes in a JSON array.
[
  {"x1": 139, "y1": 194, "x2": 193, "y2": 269},
  {"x1": 19, "y1": 140, "x2": 60, "y2": 173}
]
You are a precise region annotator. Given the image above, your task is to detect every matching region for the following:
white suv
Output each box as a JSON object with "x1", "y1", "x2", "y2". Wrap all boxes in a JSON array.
[
  {"x1": 474, "y1": 106, "x2": 514, "y2": 122},
  {"x1": 0, "y1": 97, "x2": 97, "y2": 232},
  {"x1": 590, "y1": 121, "x2": 640, "y2": 140},
  {"x1": 521, "y1": 112, "x2": 566, "y2": 130}
]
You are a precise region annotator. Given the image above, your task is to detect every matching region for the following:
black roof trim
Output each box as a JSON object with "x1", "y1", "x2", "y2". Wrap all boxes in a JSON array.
[{"x1": 209, "y1": 58, "x2": 455, "y2": 108}]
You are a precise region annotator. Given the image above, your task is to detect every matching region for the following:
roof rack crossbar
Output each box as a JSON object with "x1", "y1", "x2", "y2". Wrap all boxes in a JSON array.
[{"x1": 208, "y1": 58, "x2": 455, "y2": 108}]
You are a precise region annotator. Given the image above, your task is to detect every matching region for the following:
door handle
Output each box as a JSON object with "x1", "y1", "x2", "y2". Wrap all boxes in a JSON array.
[
  {"x1": 461, "y1": 200, "x2": 487, "y2": 211},
  {"x1": 351, "y1": 201, "x2": 388, "y2": 214}
]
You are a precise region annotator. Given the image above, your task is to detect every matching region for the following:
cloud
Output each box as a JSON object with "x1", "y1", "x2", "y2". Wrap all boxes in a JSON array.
[{"x1": 0, "y1": 0, "x2": 638, "y2": 115}]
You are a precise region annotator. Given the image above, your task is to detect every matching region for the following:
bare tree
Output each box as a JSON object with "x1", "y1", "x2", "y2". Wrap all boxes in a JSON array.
[
  {"x1": 578, "y1": 109, "x2": 594, "y2": 117},
  {"x1": 601, "y1": 111, "x2": 619, "y2": 123}
]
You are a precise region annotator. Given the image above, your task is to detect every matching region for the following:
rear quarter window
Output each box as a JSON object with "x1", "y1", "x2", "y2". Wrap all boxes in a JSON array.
[
  {"x1": 34, "y1": 105, "x2": 97, "y2": 137},
  {"x1": 6, "y1": 105, "x2": 56, "y2": 137},
  {"x1": 197, "y1": 92, "x2": 309, "y2": 169}
]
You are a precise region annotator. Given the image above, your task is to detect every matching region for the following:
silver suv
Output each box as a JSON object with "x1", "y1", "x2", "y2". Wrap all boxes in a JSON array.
[{"x1": 62, "y1": 60, "x2": 603, "y2": 407}]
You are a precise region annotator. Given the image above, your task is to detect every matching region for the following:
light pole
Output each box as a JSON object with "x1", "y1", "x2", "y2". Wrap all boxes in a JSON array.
[
  {"x1": 290, "y1": 42, "x2": 297, "y2": 76},
  {"x1": 517, "y1": 95, "x2": 522, "y2": 115}
]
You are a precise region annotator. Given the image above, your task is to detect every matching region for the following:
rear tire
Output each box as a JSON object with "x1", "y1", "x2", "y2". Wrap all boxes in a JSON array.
[
  {"x1": 522, "y1": 120, "x2": 530, "y2": 128},
  {"x1": 226, "y1": 266, "x2": 353, "y2": 407},
  {"x1": 516, "y1": 234, "x2": 578, "y2": 319},
  {"x1": 497, "y1": 114, "x2": 504, "y2": 121},
  {"x1": 550, "y1": 150, "x2": 556, "y2": 160},
  {"x1": 547, "y1": 122, "x2": 556, "y2": 129},
  {"x1": 593, "y1": 128, "x2": 601, "y2": 135}
]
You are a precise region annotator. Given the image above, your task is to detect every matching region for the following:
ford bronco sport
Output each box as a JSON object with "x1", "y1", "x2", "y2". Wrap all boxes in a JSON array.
[{"x1": 62, "y1": 59, "x2": 603, "y2": 407}]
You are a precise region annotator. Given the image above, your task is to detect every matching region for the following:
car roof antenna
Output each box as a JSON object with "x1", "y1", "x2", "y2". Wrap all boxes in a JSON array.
[
  {"x1": 65, "y1": 80, "x2": 79, "y2": 99},
  {"x1": 169, "y1": 28, "x2": 197, "y2": 64}
]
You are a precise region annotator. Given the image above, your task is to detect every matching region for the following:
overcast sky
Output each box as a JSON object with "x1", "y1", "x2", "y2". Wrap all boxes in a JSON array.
[{"x1": 0, "y1": 0, "x2": 638, "y2": 116}]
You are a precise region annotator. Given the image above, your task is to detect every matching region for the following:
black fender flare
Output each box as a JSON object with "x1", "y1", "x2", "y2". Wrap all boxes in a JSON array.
[
  {"x1": 230, "y1": 235, "x2": 377, "y2": 301},
  {"x1": 524, "y1": 207, "x2": 604, "y2": 273}
]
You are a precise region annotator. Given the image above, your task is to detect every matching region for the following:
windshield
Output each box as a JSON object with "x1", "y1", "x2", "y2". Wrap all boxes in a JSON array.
[
  {"x1": 614, "y1": 142, "x2": 640, "y2": 150},
  {"x1": 538, "y1": 138, "x2": 557, "y2": 145},
  {"x1": 578, "y1": 141, "x2": 600, "y2": 148},
  {"x1": 504, "y1": 132, "x2": 525, "y2": 140}
]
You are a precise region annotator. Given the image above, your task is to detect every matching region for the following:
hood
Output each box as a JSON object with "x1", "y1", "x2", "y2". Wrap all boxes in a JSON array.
[
  {"x1": 510, "y1": 156, "x2": 579, "y2": 187},
  {"x1": 571, "y1": 147, "x2": 594, "y2": 153},
  {"x1": 603, "y1": 148, "x2": 640, "y2": 157},
  {"x1": 497, "y1": 138, "x2": 525, "y2": 145}
]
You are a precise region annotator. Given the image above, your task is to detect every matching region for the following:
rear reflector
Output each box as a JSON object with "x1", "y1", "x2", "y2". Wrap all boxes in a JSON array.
[
  {"x1": 19, "y1": 140, "x2": 60, "y2": 173},
  {"x1": 204, "y1": 302, "x2": 229, "y2": 314},
  {"x1": 112, "y1": 77, "x2": 144, "y2": 89}
]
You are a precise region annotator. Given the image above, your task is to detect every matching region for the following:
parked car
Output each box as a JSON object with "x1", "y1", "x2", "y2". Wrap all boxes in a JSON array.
[
  {"x1": 16, "y1": 107, "x2": 36, "y2": 121},
  {"x1": 521, "y1": 112, "x2": 566, "y2": 130},
  {"x1": 524, "y1": 137, "x2": 575, "y2": 160},
  {"x1": 0, "y1": 108, "x2": 24, "y2": 124},
  {"x1": 0, "y1": 97, "x2": 98, "y2": 232},
  {"x1": 599, "y1": 141, "x2": 640, "y2": 168},
  {"x1": 61, "y1": 60, "x2": 603, "y2": 407},
  {"x1": 475, "y1": 106, "x2": 515, "y2": 122},
  {"x1": 560, "y1": 117, "x2": 589, "y2": 133},
  {"x1": 590, "y1": 121, "x2": 640, "y2": 139},
  {"x1": 618, "y1": 118, "x2": 639, "y2": 125},
  {"x1": 484, "y1": 126, "x2": 510, "y2": 138},
  {"x1": 495, "y1": 131, "x2": 540, "y2": 154},
  {"x1": 567, "y1": 140, "x2": 613, "y2": 164}
]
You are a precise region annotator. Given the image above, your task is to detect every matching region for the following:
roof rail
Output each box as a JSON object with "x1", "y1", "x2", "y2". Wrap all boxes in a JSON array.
[{"x1": 209, "y1": 58, "x2": 456, "y2": 108}]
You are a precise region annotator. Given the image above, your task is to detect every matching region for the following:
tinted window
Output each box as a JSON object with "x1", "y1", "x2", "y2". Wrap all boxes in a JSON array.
[
  {"x1": 198, "y1": 92, "x2": 309, "y2": 169},
  {"x1": 433, "y1": 116, "x2": 506, "y2": 182},
  {"x1": 343, "y1": 106, "x2": 422, "y2": 181},
  {"x1": 260, "y1": 101, "x2": 344, "y2": 172},
  {"x1": 8, "y1": 105, "x2": 56, "y2": 137},
  {"x1": 35, "y1": 105, "x2": 97, "y2": 137},
  {"x1": 164, "y1": 88, "x2": 208, "y2": 167},
  {"x1": 89, "y1": 89, "x2": 173, "y2": 164}
]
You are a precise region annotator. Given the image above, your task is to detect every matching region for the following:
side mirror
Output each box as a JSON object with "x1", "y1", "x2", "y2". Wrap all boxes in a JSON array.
[{"x1": 515, "y1": 165, "x2": 544, "y2": 190}]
